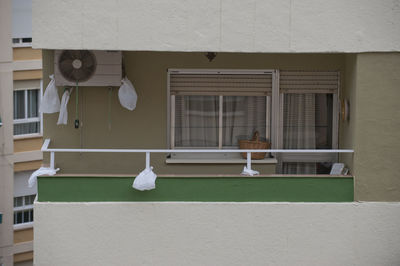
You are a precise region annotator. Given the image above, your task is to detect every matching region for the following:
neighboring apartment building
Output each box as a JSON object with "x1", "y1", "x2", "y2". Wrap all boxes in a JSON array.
[
  {"x1": 31, "y1": 1, "x2": 400, "y2": 265},
  {"x1": 0, "y1": 0, "x2": 42, "y2": 265}
]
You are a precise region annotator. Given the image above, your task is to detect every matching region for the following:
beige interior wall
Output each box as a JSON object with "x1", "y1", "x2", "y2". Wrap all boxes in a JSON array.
[
  {"x1": 339, "y1": 55, "x2": 357, "y2": 171},
  {"x1": 353, "y1": 53, "x2": 400, "y2": 201},
  {"x1": 42, "y1": 51, "x2": 346, "y2": 175}
]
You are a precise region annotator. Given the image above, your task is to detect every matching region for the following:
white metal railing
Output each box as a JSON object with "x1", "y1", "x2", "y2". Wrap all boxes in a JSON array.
[{"x1": 41, "y1": 139, "x2": 354, "y2": 174}]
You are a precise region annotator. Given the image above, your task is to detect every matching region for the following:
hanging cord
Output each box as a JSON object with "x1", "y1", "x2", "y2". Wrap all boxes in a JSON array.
[
  {"x1": 74, "y1": 81, "x2": 79, "y2": 129},
  {"x1": 108, "y1": 87, "x2": 112, "y2": 131}
]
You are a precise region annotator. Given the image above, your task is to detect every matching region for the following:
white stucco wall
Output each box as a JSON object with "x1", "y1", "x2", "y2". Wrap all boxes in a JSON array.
[
  {"x1": 35, "y1": 202, "x2": 400, "y2": 266},
  {"x1": 32, "y1": 0, "x2": 400, "y2": 52}
]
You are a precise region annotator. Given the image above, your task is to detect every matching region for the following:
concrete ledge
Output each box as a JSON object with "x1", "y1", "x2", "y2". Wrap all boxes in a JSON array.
[{"x1": 34, "y1": 202, "x2": 400, "y2": 266}]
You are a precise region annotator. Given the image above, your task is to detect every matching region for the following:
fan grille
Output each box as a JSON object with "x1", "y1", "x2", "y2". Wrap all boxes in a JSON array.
[{"x1": 58, "y1": 50, "x2": 97, "y2": 83}]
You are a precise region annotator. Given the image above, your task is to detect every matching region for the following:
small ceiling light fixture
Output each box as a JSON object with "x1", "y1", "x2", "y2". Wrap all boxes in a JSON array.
[{"x1": 205, "y1": 52, "x2": 217, "y2": 62}]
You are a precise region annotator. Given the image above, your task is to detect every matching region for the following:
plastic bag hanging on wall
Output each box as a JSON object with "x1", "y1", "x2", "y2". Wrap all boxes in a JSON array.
[
  {"x1": 39, "y1": 75, "x2": 61, "y2": 113},
  {"x1": 118, "y1": 77, "x2": 137, "y2": 111},
  {"x1": 57, "y1": 89, "x2": 71, "y2": 125}
]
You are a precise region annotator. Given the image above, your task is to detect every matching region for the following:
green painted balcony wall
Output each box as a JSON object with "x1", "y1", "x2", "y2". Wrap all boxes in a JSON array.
[{"x1": 37, "y1": 176, "x2": 354, "y2": 202}]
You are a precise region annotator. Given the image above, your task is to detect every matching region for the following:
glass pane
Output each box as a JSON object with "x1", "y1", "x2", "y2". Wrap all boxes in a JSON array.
[
  {"x1": 223, "y1": 96, "x2": 267, "y2": 147},
  {"x1": 14, "y1": 197, "x2": 23, "y2": 207},
  {"x1": 283, "y1": 94, "x2": 333, "y2": 149},
  {"x1": 14, "y1": 122, "x2": 40, "y2": 135},
  {"x1": 25, "y1": 195, "x2": 35, "y2": 205},
  {"x1": 31, "y1": 209, "x2": 34, "y2": 221},
  {"x1": 23, "y1": 210, "x2": 29, "y2": 223},
  {"x1": 14, "y1": 90, "x2": 25, "y2": 119},
  {"x1": 16, "y1": 212, "x2": 23, "y2": 224},
  {"x1": 281, "y1": 93, "x2": 334, "y2": 175},
  {"x1": 27, "y1": 89, "x2": 39, "y2": 118},
  {"x1": 174, "y1": 95, "x2": 219, "y2": 147},
  {"x1": 315, "y1": 94, "x2": 333, "y2": 149}
]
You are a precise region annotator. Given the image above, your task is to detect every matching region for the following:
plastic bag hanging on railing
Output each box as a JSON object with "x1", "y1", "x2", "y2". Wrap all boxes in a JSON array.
[
  {"x1": 39, "y1": 75, "x2": 61, "y2": 113},
  {"x1": 132, "y1": 167, "x2": 157, "y2": 191},
  {"x1": 57, "y1": 89, "x2": 71, "y2": 125},
  {"x1": 28, "y1": 167, "x2": 60, "y2": 188},
  {"x1": 118, "y1": 77, "x2": 137, "y2": 111}
]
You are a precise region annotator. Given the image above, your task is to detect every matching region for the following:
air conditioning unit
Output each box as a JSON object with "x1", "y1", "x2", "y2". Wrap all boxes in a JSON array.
[{"x1": 54, "y1": 50, "x2": 122, "y2": 87}]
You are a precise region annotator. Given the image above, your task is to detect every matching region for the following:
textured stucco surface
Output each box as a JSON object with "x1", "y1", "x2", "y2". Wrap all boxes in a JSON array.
[
  {"x1": 353, "y1": 53, "x2": 400, "y2": 201},
  {"x1": 33, "y1": 0, "x2": 400, "y2": 52},
  {"x1": 34, "y1": 202, "x2": 400, "y2": 266}
]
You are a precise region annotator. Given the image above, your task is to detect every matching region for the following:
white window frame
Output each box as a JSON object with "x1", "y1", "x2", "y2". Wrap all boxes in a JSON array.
[
  {"x1": 167, "y1": 69, "x2": 339, "y2": 164},
  {"x1": 167, "y1": 69, "x2": 278, "y2": 152},
  {"x1": 277, "y1": 71, "x2": 340, "y2": 168},
  {"x1": 12, "y1": 37, "x2": 32, "y2": 48},
  {"x1": 13, "y1": 194, "x2": 35, "y2": 226},
  {"x1": 13, "y1": 84, "x2": 43, "y2": 137}
]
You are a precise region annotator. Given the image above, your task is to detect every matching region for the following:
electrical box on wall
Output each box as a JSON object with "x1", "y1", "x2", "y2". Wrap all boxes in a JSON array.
[{"x1": 54, "y1": 50, "x2": 122, "y2": 87}]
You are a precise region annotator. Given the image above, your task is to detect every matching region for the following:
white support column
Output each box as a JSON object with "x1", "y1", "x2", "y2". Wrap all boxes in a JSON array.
[
  {"x1": 247, "y1": 152, "x2": 252, "y2": 170},
  {"x1": 50, "y1": 152, "x2": 55, "y2": 170},
  {"x1": 145, "y1": 152, "x2": 150, "y2": 170}
]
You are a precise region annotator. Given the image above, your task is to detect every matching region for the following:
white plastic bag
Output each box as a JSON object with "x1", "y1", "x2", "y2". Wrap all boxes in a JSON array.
[
  {"x1": 28, "y1": 167, "x2": 60, "y2": 188},
  {"x1": 241, "y1": 166, "x2": 259, "y2": 176},
  {"x1": 118, "y1": 77, "x2": 137, "y2": 111},
  {"x1": 132, "y1": 167, "x2": 157, "y2": 191},
  {"x1": 39, "y1": 74, "x2": 61, "y2": 113},
  {"x1": 57, "y1": 90, "x2": 71, "y2": 125}
]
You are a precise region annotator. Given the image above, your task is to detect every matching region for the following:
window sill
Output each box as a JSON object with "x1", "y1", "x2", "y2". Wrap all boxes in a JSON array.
[
  {"x1": 13, "y1": 133, "x2": 43, "y2": 140},
  {"x1": 166, "y1": 157, "x2": 278, "y2": 164},
  {"x1": 13, "y1": 222, "x2": 33, "y2": 231}
]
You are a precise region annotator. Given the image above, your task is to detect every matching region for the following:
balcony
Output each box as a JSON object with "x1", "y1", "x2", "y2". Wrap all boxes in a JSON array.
[{"x1": 37, "y1": 139, "x2": 354, "y2": 203}]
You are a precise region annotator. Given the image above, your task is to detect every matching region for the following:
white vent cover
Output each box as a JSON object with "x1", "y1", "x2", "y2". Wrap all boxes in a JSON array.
[{"x1": 54, "y1": 50, "x2": 122, "y2": 87}]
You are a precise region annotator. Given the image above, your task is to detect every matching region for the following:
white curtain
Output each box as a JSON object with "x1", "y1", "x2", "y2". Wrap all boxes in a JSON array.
[
  {"x1": 174, "y1": 95, "x2": 267, "y2": 148},
  {"x1": 175, "y1": 95, "x2": 219, "y2": 147},
  {"x1": 283, "y1": 94, "x2": 317, "y2": 174},
  {"x1": 223, "y1": 96, "x2": 266, "y2": 146}
]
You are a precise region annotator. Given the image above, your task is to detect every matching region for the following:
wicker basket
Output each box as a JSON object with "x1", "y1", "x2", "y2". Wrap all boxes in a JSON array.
[{"x1": 238, "y1": 131, "x2": 270, "y2": 160}]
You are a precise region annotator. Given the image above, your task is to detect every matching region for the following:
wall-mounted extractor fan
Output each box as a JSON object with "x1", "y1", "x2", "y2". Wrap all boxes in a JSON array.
[{"x1": 54, "y1": 50, "x2": 122, "y2": 86}]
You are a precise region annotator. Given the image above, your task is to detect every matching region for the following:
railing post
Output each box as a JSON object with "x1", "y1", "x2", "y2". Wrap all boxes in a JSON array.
[
  {"x1": 247, "y1": 152, "x2": 251, "y2": 170},
  {"x1": 50, "y1": 152, "x2": 55, "y2": 170},
  {"x1": 146, "y1": 152, "x2": 150, "y2": 170}
]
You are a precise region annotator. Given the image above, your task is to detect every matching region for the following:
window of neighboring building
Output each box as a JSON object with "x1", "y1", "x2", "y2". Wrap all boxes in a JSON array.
[
  {"x1": 13, "y1": 194, "x2": 35, "y2": 225},
  {"x1": 12, "y1": 37, "x2": 32, "y2": 47},
  {"x1": 168, "y1": 69, "x2": 339, "y2": 174},
  {"x1": 13, "y1": 88, "x2": 41, "y2": 136}
]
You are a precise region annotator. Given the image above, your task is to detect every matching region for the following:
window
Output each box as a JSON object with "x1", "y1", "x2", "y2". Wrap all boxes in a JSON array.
[
  {"x1": 12, "y1": 37, "x2": 32, "y2": 47},
  {"x1": 278, "y1": 71, "x2": 339, "y2": 174},
  {"x1": 13, "y1": 194, "x2": 35, "y2": 225},
  {"x1": 168, "y1": 69, "x2": 339, "y2": 172},
  {"x1": 13, "y1": 88, "x2": 41, "y2": 136},
  {"x1": 169, "y1": 70, "x2": 273, "y2": 152}
]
